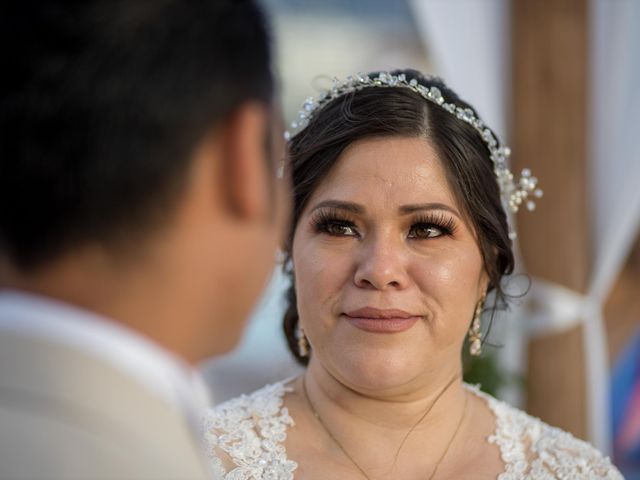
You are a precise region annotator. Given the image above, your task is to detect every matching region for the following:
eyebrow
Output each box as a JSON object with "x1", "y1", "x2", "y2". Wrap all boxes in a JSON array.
[
  {"x1": 399, "y1": 203, "x2": 462, "y2": 219},
  {"x1": 309, "y1": 200, "x2": 461, "y2": 218},
  {"x1": 310, "y1": 200, "x2": 364, "y2": 214}
]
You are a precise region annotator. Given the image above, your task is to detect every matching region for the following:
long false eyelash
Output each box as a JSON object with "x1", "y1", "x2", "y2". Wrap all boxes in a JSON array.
[
  {"x1": 411, "y1": 212, "x2": 457, "y2": 236},
  {"x1": 310, "y1": 208, "x2": 358, "y2": 235},
  {"x1": 310, "y1": 209, "x2": 457, "y2": 238}
]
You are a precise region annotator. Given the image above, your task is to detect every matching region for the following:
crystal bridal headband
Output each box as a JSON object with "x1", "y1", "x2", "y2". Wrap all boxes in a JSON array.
[{"x1": 285, "y1": 71, "x2": 543, "y2": 236}]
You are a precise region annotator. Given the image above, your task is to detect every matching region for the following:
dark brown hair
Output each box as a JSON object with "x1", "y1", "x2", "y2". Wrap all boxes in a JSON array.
[{"x1": 283, "y1": 69, "x2": 514, "y2": 364}]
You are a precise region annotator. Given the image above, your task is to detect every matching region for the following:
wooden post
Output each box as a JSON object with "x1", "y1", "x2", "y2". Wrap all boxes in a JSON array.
[{"x1": 511, "y1": 0, "x2": 590, "y2": 438}]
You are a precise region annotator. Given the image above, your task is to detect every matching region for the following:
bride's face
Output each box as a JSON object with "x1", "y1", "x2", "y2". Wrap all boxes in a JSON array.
[{"x1": 292, "y1": 136, "x2": 488, "y2": 393}]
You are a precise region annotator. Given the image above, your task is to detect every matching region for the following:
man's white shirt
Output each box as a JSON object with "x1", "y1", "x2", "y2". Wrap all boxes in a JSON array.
[{"x1": 0, "y1": 289, "x2": 211, "y2": 434}]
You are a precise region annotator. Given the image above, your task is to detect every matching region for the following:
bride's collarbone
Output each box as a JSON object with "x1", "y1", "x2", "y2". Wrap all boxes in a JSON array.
[
  {"x1": 282, "y1": 389, "x2": 504, "y2": 480},
  {"x1": 289, "y1": 451, "x2": 501, "y2": 480}
]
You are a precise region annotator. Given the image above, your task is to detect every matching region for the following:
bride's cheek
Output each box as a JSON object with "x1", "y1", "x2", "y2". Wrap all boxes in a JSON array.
[
  {"x1": 297, "y1": 249, "x2": 352, "y2": 340},
  {"x1": 417, "y1": 255, "x2": 483, "y2": 340}
]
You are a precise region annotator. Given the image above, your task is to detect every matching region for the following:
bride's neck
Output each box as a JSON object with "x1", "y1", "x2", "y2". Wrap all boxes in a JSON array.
[{"x1": 303, "y1": 359, "x2": 466, "y2": 434}]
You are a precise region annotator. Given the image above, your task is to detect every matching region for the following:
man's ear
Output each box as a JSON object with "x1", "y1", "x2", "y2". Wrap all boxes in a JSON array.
[{"x1": 220, "y1": 101, "x2": 270, "y2": 221}]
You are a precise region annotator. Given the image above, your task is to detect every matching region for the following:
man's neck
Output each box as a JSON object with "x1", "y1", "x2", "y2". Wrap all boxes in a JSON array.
[{"x1": 0, "y1": 246, "x2": 201, "y2": 364}]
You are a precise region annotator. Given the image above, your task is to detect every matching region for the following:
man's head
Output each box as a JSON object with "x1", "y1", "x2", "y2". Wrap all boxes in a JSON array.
[{"x1": 0, "y1": 0, "x2": 287, "y2": 360}]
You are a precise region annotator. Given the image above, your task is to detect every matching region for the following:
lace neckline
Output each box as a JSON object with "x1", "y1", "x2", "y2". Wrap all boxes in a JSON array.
[{"x1": 204, "y1": 379, "x2": 622, "y2": 480}]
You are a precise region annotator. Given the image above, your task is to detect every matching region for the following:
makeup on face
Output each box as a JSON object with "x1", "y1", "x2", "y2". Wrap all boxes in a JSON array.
[{"x1": 341, "y1": 307, "x2": 422, "y2": 333}]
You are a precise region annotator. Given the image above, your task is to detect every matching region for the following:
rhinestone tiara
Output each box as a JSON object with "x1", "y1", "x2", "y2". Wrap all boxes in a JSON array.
[{"x1": 285, "y1": 71, "x2": 542, "y2": 233}]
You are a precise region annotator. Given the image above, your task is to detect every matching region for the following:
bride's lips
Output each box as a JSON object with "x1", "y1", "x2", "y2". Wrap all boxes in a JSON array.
[{"x1": 342, "y1": 307, "x2": 421, "y2": 333}]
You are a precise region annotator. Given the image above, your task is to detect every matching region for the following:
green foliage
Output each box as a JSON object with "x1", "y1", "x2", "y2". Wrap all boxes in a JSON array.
[{"x1": 462, "y1": 339, "x2": 523, "y2": 398}]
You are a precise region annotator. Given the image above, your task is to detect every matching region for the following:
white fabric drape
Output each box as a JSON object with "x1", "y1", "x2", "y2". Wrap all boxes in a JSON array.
[
  {"x1": 408, "y1": 0, "x2": 510, "y2": 140},
  {"x1": 587, "y1": 0, "x2": 640, "y2": 453},
  {"x1": 409, "y1": 0, "x2": 640, "y2": 454}
]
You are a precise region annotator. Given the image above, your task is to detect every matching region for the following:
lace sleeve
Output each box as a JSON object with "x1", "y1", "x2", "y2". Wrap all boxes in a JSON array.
[
  {"x1": 202, "y1": 381, "x2": 298, "y2": 480},
  {"x1": 526, "y1": 426, "x2": 624, "y2": 479}
]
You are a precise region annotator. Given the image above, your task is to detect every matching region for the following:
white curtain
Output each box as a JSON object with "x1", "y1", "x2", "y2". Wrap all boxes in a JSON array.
[
  {"x1": 409, "y1": 0, "x2": 640, "y2": 454},
  {"x1": 586, "y1": 0, "x2": 640, "y2": 453},
  {"x1": 409, "y1": 0, "x2": 510, "y2": 140}
]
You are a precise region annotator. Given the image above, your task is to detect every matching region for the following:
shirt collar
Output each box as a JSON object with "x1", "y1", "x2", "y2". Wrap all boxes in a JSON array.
[{"x1": 0, "y1": 289, "x2": 212, "y2": 419}]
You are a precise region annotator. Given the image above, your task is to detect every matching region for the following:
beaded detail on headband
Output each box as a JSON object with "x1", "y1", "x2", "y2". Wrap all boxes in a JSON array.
[{"x1": 285, "y1": 72, "x2": 543, "y2": 237}]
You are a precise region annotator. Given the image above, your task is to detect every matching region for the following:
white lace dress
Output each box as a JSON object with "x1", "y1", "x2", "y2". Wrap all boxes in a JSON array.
[{"x1": 202, "y1": 380, "x2": 623, "y2": 479}]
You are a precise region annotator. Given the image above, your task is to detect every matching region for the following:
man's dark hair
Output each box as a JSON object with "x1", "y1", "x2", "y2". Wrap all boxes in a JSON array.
[{"x1": 0, "y1": 0, "x2": 273, "y2": 270}]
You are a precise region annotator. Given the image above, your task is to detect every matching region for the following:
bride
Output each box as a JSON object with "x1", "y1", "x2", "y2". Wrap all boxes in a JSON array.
[{"x1": 203, "y1": 69, "x2": 622, "y2": 479}]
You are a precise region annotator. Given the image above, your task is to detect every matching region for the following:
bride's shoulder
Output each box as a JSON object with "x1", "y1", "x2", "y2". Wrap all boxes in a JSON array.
[
  {"x1": 202, "y1": 379, "x2": 298, "y2": 480},
  {"x1": 205, "y1": 378, "x2": 295, "y2": 425},
  {"x1": 465, "y1": 384, "x2": 623, "y2": 479}
]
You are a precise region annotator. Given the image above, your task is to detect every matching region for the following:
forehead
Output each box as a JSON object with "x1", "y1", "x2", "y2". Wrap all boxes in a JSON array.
[{"x1": 309, "y1": 136, "x2": 457, "y2": 209}]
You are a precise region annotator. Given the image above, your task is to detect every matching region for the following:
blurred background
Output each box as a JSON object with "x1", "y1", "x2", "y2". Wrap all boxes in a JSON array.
[{"x1": 200, "y1": 0, "x2": 640, "y2": 476}]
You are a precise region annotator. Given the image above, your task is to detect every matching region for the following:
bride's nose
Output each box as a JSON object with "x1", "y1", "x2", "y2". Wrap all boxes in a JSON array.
[{"x1": 353, "y1": 233, "x2": 410, "y2": 291}]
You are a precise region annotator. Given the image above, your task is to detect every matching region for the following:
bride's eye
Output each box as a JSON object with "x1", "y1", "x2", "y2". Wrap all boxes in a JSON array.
[
  {"x1": 324, "y1": 221, "x2": 358, "y2": 237},
  {"x1": 408, "y1": 224, "x2": 444, "y2": 239},
  {"x1": 311, "y1": 210, "x2": 359, "y2": 238},
  {"x1": 407, "y1": 213, "x2": 456, "y2": 240}
]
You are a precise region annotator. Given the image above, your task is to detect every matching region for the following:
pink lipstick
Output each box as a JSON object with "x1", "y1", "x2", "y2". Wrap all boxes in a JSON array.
[{"x1": 342, "y1": 307, "x2": 421, "y2": 333}]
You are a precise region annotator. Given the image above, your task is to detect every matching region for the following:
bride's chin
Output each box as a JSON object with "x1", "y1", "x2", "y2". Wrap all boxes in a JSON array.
[{"x1": 327, "y1": 349, "x2": 426, "y2": 394}]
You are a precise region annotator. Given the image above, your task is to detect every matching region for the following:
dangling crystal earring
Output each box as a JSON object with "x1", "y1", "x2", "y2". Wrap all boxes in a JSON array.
[
  {"x1": 468, "y1": 296, "x2": 486, "y2": 356},
  {"x1": 296, "y1": 324, "x2": 309, "y2": 357}
]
